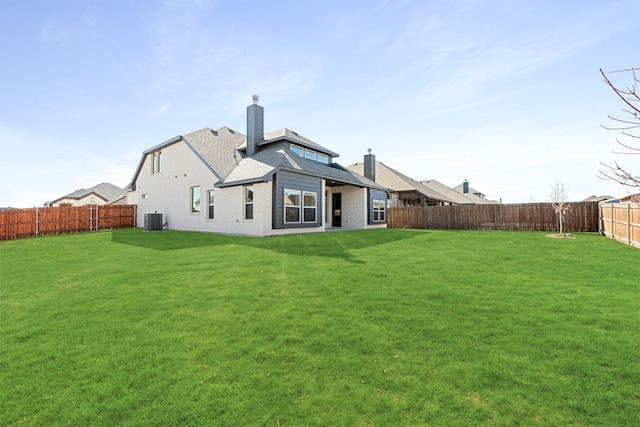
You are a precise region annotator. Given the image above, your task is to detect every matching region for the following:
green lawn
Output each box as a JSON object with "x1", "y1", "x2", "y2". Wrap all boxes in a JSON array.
[{"x1": 1, "y1": 229, "x2": 638, "y2": 426}]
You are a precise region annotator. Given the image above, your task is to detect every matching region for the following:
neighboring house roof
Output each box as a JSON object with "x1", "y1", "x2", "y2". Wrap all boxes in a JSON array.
[
  {"x1": 614, "y1": 193, "x2": 640, "y2": 203},
  {"x1": 51, "y1": 182, "x2": 126, "y2": 204},
  {"x1": 583, "y1": 195, "x2": 615, "y2": 202},
  {"x1": 107, "y1": 194, "x2": 127, "y2": 205},
  {"x1": 348, "y1": 160, "x2": 456, "y2": 204},
  {"x1": 452, "y1": 182, "x2": 498, "y2": 204},
  {"x1": 453, "y1": 182, "x2": 484, "y2": 198},
  {"x1": 419, "y1": 179, "x2": 479, "y2": 205}
]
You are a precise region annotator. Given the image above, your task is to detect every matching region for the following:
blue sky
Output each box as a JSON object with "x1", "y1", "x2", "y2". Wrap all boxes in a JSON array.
[{"x1": 1, "y1": 0, "x2": 637, "y2": 207}]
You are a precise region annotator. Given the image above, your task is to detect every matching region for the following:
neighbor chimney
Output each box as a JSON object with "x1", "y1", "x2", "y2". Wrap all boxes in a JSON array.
[
  {"x1": 247, "y1": 95, "x2": 263, "y2": 156},
  {"x1": 364, "y1": 148, "x2": 375, "y2": 182},
  {"x1": 463, "y1": 179, "x2": 469, "y2": 194}
]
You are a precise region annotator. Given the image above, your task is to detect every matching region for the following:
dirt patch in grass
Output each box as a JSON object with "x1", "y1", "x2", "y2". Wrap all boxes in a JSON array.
[{"x1": 546, "y1": 233, "x2": 575, "y2": 239}]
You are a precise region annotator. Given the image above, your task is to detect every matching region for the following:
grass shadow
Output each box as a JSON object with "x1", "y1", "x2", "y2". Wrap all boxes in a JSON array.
[
  {"x1": 244, "y1": 228, "x2": 424, "y2": 263},
  {"x1": 110, "y1": 228, "x2": 226, "y2": 251},
  {"x1": 110, "y1": 228, "x2": 424, "y2": 263}
]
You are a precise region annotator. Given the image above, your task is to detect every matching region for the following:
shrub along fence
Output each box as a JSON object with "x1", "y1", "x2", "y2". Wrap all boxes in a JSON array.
[
  {"x1": 600, "y1": 202, "x2": 640, "y2": 248},
  {"x1": 0, "y1": 205, "x2": 137, "y2": 241},
  {"x1": 388, "y1": 202, "x2": 599, "y2": 232}
]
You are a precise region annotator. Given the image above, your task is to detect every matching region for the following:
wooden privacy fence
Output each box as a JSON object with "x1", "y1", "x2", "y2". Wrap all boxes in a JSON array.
[
  {"x1": 599, "y1": 203, "x2": 640, "y2": 248},
  {"x1": 388, "y1": 202, "x2": 599, "y2": 232},
  {"x1": 0, "y1": 205, "x2": 137, "y2": 241}
]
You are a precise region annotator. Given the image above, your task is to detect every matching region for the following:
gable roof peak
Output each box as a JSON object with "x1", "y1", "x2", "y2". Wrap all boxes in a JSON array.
[{"x1": 261, "y1": 128, "x2": 339, "y2": 157}]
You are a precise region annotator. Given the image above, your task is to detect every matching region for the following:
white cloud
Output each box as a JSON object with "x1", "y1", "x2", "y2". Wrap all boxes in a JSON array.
[
  {"x1": 40, "y1": 14, "x2": 96, "y2": 44},
  {"x1": 0, "y1": 127, "x2": 134, "y2": 208},
  {"x1": 150, "y1": 102, "x2": 172, "y2": 117}
]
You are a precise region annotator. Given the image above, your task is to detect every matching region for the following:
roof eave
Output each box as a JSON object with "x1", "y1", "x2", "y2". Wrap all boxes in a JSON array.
[
  {"x1": 259, "y1": 136, "x2": 339, "y2": 158},
  {"x1": 128, "y1": 135, "x2": 184, "y2": 190},
  {"x1": 215, "y1": 175, "x2": 273, "y2": 188},
  {"x1": 143, "y1": 135, "x2": 182, "y2": 154}
]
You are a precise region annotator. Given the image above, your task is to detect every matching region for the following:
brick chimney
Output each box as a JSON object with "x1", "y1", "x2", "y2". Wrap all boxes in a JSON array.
[
  {"x1": 247, "y1": 95, "x2": 263, "y2": 156},
  {"x1": 364, "y1": 148, "x2": 375, "y2": 182}
]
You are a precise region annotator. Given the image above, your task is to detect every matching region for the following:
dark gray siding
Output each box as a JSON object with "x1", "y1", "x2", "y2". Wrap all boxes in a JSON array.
[
  {"x1": 368, "y1": 188, "x2": 388, "y2": 224},
  {"x1": 273, "y1": 170, "x2": 323, "y2": 229},
  {"x1": 247, "y1": 103, "x2": 264, "y2": 156}
]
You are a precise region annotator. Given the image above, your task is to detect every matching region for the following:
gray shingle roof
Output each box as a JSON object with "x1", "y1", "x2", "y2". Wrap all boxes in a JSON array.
[
  {"x1": 237, "y1": 128, "x2": 339, "y2": 158},
  {"x1": 182, "y1": 127, "x2": 246, "y2": 181},
  {"x1": 452, "y1": 182, "x2": 498, "y2": 204},
  {"x1": 130, "y1": 126, "x2": 382, "y2": 194},
  {"x1": 53, "y1": 182, "x2": 126, "y2": 203},
  {"x1": 349, "y1": 161, "x2": 456, "y2": 203},
  {"x1": 264, "y1": 128, "x2": 339, "y2": 157},
  {"x1": 419, "y1": 179, "x2": 479, "y2": 205},
  {"x1": 219, "y1": 143, "x2": 386, "y2": 190}
]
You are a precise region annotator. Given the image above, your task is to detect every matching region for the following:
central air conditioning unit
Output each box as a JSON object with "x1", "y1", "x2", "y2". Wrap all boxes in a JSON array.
[{"x1": 144, "y1": 213, "x2": 163, "y2": 231}]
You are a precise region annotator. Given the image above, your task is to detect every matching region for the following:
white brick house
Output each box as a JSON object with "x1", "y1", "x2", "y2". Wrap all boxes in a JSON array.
[{"x1": 127, "y1": 97, "x2": 389, "y2": 236}]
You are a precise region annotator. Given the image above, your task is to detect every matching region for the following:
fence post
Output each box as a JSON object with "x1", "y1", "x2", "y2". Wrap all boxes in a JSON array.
[
  {"x1": 35, "y1": 207, "x2": 39, "y2": 236},
  {"x1": 96, "y1": 205, "x2": 99, "y2": 231},
  {"x1": 611, "y1": 204, "x2": 615, "y2": 240},
  {"x1": 627, "y1": 203, "x2": 631, "y2": 246}
]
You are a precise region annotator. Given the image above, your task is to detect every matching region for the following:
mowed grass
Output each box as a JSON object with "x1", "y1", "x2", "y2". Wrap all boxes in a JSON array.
[{"x1": 1, "y1": 229, "x2": 638, "y2": 426}]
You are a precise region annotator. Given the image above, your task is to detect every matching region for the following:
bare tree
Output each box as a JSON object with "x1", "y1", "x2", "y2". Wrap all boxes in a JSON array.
[
  {"x1": 550, "y1": 180, "x2": 570, "y2": 236},
  {"x1": 599, "y1": 68, "x2": 640, "y2": 194}
]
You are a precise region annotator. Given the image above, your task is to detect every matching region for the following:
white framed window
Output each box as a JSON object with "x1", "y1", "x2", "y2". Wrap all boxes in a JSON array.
[
  {"x1": 285, "y1": 190, "x2": 317, "y2": 224},
  {"x1": 303, "y1": 191, "x2": 317, "y2": 222},
  {"x1": 290, "y1": 144, "x2": 304, "y2": 156},
  {"x1": 290, "y1": 143, "x2": 330, "y2": 165},
  {"x1": 305, "y1": 149, "x2": 317, "y2": 160},
  {"x1": 244, "y1": 186, "x2": 254, "y2": 220},
  {"x1": 151, "y1": 152, "x2": 162, "y2": 173},
  {"x1": 373, "y1": 199, "x2": 385, "y2": 222},
  {"x1": 191, "y1": 186, "x2": 201, "y2": 213},
  {"x1": 207, "y1": 190, "x2": 214, "y2": 219},
  {"x1": 285, "y1": 189, "x2": 301, "y2": 223}
]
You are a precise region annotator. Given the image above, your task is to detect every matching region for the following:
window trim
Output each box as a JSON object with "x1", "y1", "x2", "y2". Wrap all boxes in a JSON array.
[
  {"x1": 207, "y1": 189, "x2": 214, "y2": 220},
  {"x1": 244, "y1": 186, "x2": 254, "y2": 220},
  {"x1": 284, "y1": 189, "x2": 301, "y2": 223},
  {"x1": 191, "y1": 186, "x2": 201, "y2": 214},
  {"x1": 290, "y1": 144, "x2": 304, "y2": 156},
  {"x1": 284, "y1": 189, "x2": 318, "y2": 224},
  {"x1": 372, "y1": 199, "x2": 386, "y2": 222},
  {"x1": 151, "y1": 151, "x2": 162, "y2": 174},
  {"x1": 290, "y1": 143, "x2": 330, "y2": 165},
  {"x1": 317, "y1": 153, "x2": 329, "y2": 164},
  {"x1": 303, "y1": 191, "x2": 317, "y2": 223}
]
